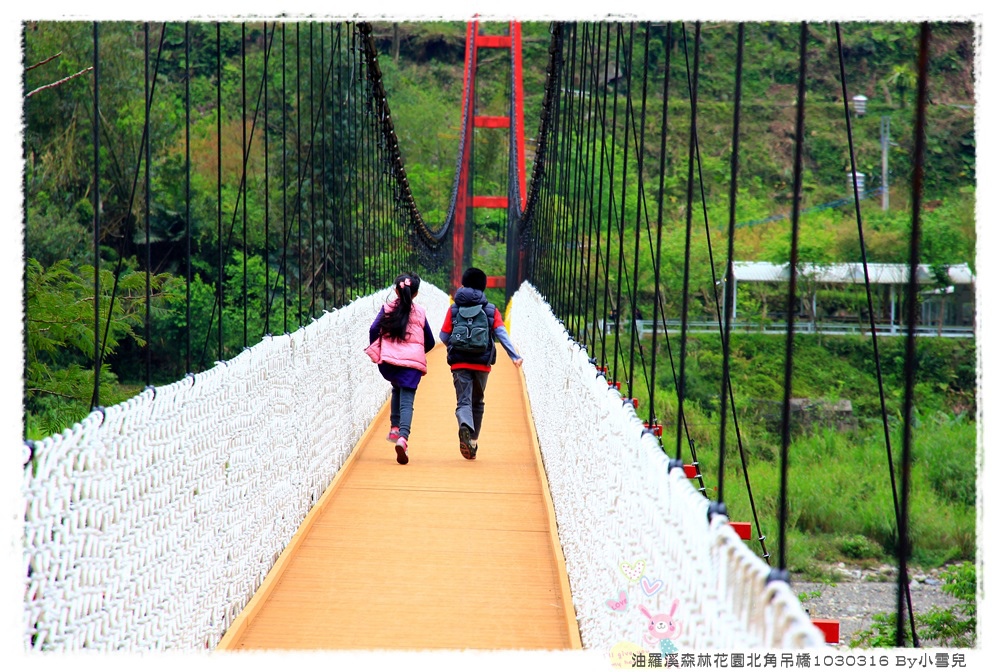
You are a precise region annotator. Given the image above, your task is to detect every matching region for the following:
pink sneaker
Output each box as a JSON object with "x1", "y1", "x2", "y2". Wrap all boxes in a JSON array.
[
  {"x1": 386, "y1": 426, "x2": 401, "y2": 443},
  {"x1": 395, "y1": 437, "x2": 409, "y2": 465}
]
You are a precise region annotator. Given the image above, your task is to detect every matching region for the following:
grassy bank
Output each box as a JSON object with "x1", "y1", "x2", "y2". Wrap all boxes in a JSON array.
[{"x1": 597, "y1": 330, "x2": 977, "y2": 576}]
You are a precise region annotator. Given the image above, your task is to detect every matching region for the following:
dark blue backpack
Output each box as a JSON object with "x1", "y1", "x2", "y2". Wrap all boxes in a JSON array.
[{"x1": 449, "y1": 304, "x2": 493, "y2": 353}]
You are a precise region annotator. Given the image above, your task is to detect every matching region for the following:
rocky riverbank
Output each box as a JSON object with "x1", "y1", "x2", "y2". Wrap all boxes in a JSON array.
[{"x1": 794, "y1": 563, "x2": 962, "y2": 647}]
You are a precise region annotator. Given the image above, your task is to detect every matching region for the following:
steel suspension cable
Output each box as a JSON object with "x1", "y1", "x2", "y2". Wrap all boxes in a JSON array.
[
  {"x1": 574, "y1": 23, "x2": 599, "y2": 345},
  {"x1": 596, "y1": 23, "x2": 649, "y2": 398},
  {"x1": 566, "y1": 23, "x2": 588, "y2": 340},
  {"x1": 543, "y1": 29, "x2": 566, "y2": 304},
  {"x1": 607, "y1": 23, "x2": 654, "y2": 423},
  {"x1": 775, "y1": 21, "x2": 810, "y2": 579},
  {"x1": 646, "y1": 23, "x2": 674, "y2": 448},
  {"x1": 365, "y1": 41, "x2": 374, "y2": 291},
  {"x1": 185, "y1": 22, "x2": 192, "y2": 371},
  {"x1": 90, "y1": 23, "x2": 168, "y2": 406},
  {"x1": 578, "y1": 23, "x2": 602, "y2": 353},
  {"x1": 716, "y1": 23, "x2": 775, "y2": 544},
  {"x1": 91, "y1": 21, "x2": 100, "y2": 408},
  {"x1": 541, "y1": 22, "x2": 701, "y2": 485},
  {"x1": 675, "y1": 21, "x2": 701, "y2": 462},
  {"x1": 626, "y1": 24, "x2": 651, "y2": 402},
  {"x1": 591, "y1": 22, "x2": 654, "y2": 407},
  {"x1": 216, "y1": 22, "x2": 223, "y2": 360},
  {"x1": 263, "y1": 22, "x2": 344, "y2": 320},
  {"x1": 611, "y1": 23, "x2": 632, "y2": 388},
  {"x1": 310, "y1": 23, "x2": 317, "y2": 315},
  {"x1": 554, "y1": 24, "x2": 576, "y2": 315},
  {"x1": 603, "y1": 25, "x2": 623, "y2": 380},
  {"x1": 580, "y1": 22, "x2": 603, "y2": 354},
  {"x1": 593, "y1": 23, "x2": 615, "y2": 373},
  {"x1": 897, "y1": 22, "x2": 931, "y2": 648},
  {"x1": 675, "y1": 22, "x2": 765, "y2": 552},
  {"x1": 649, "y1": 21, "x2": 671, "y2": 442},
  {"x1": 199, "y1": 23, "x2": 279, "y2": 364},
  {"x1": 296, "y1": 25, "x2": 303, "y2": 322},
  {"x1": 263, "y1": 21, "x2": 270, "y2": 335},
  {"x1": 335, "y1": 23, "x2": 345, "y2": 306},
  {"x1": 717, "y1": 23, "x2": 743, "y2": 510},
  {"x1": 835, "y1": 22, "x2": 917, "y2": 641},
  {"x1": 281, "y1": 24, "x2": 288, "y2": 333},
  {"x1": 520, "y1": 21, "x2": 561, "y2": 256},
  {"x1": 598, "y1": 21, "x2": 702, "y2": 495},
  {"x1": 351, "y1": 27, "x2": 359, "y2": 298},
  {"x1": 321, "y1": 23, "x2": 328, "y2": 312},
  {"x1": 242, "y1": 22, "x2": 248, "y2": 348},
  {"x1": 562, "y1": 23, "x2": 584, "y2": 328},
  {"x1": 144, "y1": 22, "x2": 152, "y2": 386},
  {"x1": 365, "y1": 34, "x2": 375, "y2": 292}
]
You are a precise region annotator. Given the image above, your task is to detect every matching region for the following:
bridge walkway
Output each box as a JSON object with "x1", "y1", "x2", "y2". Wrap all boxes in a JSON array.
[{"x1": 218, "y1": 345, "x2": 581, "y2": 650}]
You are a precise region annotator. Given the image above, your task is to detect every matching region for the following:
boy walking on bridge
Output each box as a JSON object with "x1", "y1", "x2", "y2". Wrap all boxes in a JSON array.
[{"x1": 439, "y1": 267, "x2": 523, "y2": 460}]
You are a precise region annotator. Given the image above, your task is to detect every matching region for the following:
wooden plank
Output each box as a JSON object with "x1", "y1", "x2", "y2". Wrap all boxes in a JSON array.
[
  {"x1": 215, "y1": 396, "x2": 388, "y2": 650},
  {"x1": 219, "y1": 345, "x2": 580, "y2": 650},
  {"x1": 518, "y1": 362, "x2": 585, "y2": 649}
]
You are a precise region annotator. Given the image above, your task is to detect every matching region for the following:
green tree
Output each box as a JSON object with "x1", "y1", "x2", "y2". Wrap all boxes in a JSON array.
[{"x1": 24, "y1": 258, "x2": 173, "y2": 439}]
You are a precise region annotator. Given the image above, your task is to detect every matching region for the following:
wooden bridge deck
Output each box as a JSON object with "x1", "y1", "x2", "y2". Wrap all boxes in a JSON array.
[{"x1": 218, "y1": 345, "x2": 581, "y2": 650}]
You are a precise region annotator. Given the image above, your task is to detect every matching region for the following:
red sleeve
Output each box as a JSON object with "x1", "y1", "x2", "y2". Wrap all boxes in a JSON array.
[
  {"x1": 493, "y1": 307, "x2": 504, "y2": 329},
  {"x1": 441, "y1": 307, "x2": 453, "y2": 333}
]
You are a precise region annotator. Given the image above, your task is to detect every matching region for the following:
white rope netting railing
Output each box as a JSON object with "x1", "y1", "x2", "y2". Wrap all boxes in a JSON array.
[
  {"x1": 21, "y1": 284, "x2": 450, "y2": 651},
  {"x1": 508, "y1": 282, "x2": 825, "y2": 651}
]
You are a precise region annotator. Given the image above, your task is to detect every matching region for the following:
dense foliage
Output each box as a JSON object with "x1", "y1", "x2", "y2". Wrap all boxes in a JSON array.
[{"x1": 24, "y1": 20, "x2": 403, "y2": 438}]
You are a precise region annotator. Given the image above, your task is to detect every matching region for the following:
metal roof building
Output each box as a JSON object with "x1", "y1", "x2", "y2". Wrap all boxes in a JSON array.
[{"x1": 731, "y1": 261, "x2": 975, "y2": 286}]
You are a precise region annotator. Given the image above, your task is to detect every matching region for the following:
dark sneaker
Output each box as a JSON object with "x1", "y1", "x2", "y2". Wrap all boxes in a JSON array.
[
  {"x1": 469, "y1": 439, "x2": 478, "y2": 459},
  {"x1": 459, "y1": 425, "x2": 475, "y2": 460},
  {"x1": 386, "y1": 426, "x2": 401, "y2": 443},
  {"x1": 395, "y1": 437, "x2": 409, "y2": 465}
]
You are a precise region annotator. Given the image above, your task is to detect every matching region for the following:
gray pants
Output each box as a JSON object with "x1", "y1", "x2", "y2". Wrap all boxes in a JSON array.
[
  {"x1": 451, "y1": 369, "x2": 490, "y2": 439},
  {"x1": 390, "y1": 385, "x2": 416, "y2": 439}
]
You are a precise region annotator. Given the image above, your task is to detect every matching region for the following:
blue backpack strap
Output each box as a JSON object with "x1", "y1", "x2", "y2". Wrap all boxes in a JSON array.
[{"x1": 485, "y1": 304, "x2": 496, "y2": 334}]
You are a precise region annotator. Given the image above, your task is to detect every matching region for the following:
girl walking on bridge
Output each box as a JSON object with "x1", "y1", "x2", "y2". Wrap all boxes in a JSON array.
[{"x1": 367, "y1": 273, "x2": 436, "y2": 465}]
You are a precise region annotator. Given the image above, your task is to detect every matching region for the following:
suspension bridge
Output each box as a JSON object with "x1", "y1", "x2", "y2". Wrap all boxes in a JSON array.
[{"x1": 16, "y1": 18, "x2": 978, "y2": 659}]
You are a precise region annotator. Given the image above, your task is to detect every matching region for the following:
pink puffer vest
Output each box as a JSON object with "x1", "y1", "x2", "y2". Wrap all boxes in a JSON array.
[{"x1": 378, "y1": 301, "x2": 428, "y2": 374}]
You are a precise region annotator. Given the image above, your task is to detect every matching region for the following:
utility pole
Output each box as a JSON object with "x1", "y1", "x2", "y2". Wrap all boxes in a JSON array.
[{"x1": 880, "y1": 115, "x2": 890, "y2": 211}]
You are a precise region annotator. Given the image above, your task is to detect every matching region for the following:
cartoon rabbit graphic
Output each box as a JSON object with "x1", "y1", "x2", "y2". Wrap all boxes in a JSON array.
[{"x1": 639, "y1": 599, "x2": 681, "y2": 655}]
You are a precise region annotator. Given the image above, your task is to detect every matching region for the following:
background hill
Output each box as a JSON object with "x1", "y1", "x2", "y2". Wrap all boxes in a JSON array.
[{"x1": 370, "y1": 20, "x2": 975, "y2": 278}]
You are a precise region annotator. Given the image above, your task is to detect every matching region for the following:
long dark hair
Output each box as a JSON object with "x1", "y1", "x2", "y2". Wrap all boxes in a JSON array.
[{"x1": 380, "y1": 273, "x2": 418, "y2": 341}]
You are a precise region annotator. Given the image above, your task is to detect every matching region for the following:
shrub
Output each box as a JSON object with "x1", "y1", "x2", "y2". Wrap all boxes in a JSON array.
[
  {"x1": 839, "y1": 534, "x2": 883, "y2": 560},
  {"x1": 849, "y1": 561, "x2": 977, "y2": 648}
]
